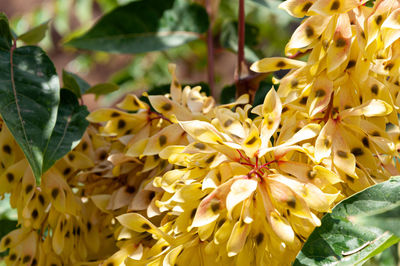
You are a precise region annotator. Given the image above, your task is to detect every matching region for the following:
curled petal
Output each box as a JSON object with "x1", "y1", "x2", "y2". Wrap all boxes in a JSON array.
[
  {"x1": 117, "y1": 94, "x2": 148, "y2": 111},
  {"x1": 279, "y1": 0, "x2": 315, "y2": 18},
  {"x1": 286, "y1": 15, "x2": 331, "y2": 55},
  {"x1": 340, "y1": 99, "x2": 393, "y2": 118},
  {"x1": 227, "y1": 220, "x2": 251, "y2": 257},
  {"x1": 226, "y1": 179, "x2": 258, "y2": 217},
  {"x1": 250, "y1": 57, "x2": 306, "y2": 73}
]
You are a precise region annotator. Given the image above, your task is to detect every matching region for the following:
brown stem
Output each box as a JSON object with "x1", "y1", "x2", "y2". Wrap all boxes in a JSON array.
[
  {"x1": 237, "y1": 0, "x2": 245, "y2": 79},
  {"x1": 235, "y1": 0, "x2": 247, "y2": 99},
  {"x1": 205, "y1": 0, "x2": 216, "y2": 99}
]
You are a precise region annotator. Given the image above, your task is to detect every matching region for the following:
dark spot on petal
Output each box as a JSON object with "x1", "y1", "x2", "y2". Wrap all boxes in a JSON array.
[
  {"x1": 351, "y1": 147, "x2": 363, "y2": 156},
  {"x1": 216, "y1": 172, "x2": 221, "y2": 182},
  {"x1": 107, "y1": 263, "x2": 114, "y2": 266},
  {"x1": 4, "y1": 237, "x2": 11, "y2": 246},
  {"x1": 282, "y1": 106, "x2": 289, "y2": 113},
  {"x1": 347, "y1": 60, "x2": 356, "y2": 69},
  {"x1": 117, "y1": 119, "x2": 126, "y2": 129},
  {"x1": 206, "y1": 155, "x2": 216, "y2": 164},
  {"x1": 125, "y1": 186, "x2": 136, "y2": 194},
  {"x1": 77, "y1": 226, "x2": 81, "y2": 236},
  {"x1": 51, "y1": 188, "x2": 59, "y2": 199},
  {"x1": 87, "y1": 221, "x2": 92, "y2": 232},
  {"x1": 375, "y1": 15, "x2": 383, "y2": 25},
  {"x1": 142, "y1": 223, "x2": 151, "y2": 230},
  {"x1": 371, "y1": 84, "x2": 379, "y2": 95},
  {"x1": 246, "y1": 136, "x2": 257, "y2": 145},
  {"x1": 38, "y1": 194, "x2": 45, "y2": 206},
  {"x1": 291, "y1": 79, "x2": 299, "y2": 88},
  {"x1": 111, "y1": 112, "x2": 120, "y2": 117},
  {"x1": 68, "y1": 153, "x2": 75, "y2": 161},
  {"x1": 161, "y1": 103, "x2": 172, "y2": 111},
  {"x1": 302, "y1": 2, "x2": 312, "y2": 12},
  {"x1": 99, "y1": 150, "x2": 108, "y2": 161},
  {"x1": 31, "y1": 209, "x2": 38, "y2": 220},
  {"x1": 371, "y1": 131, "x2": 380, "y2": 136},
  {"x1": 385, "y1": 63, "x2": 394, "y2": 71},
  {"x1": 256, "y1": 233, "x2": 264, "y2": 245},
  {"x1": 22, "y1": 255, "x2": 31, "y2": 263},
  {"x1": 299, "y1": 96, "x2": 308, "y2": 105},
  {"x1": 25, "y1": 184, "x2": 33, "y2": 194},
  {"x1": 335, "y1": 38, "x2": 346, "y2": 47},
  {"x1": 63, "y1": 168, "x2": 71, "y2": 176},
  {"x1": 361, "y1": 31, "x2": 366, "y2": 39},
  {"x1": 32, "y1": 259, "x2": 37, "y2": 266},
  {"x1": 315, "y1": 89, "x2": 326, "y2": 98},
  {"x1": 9, "y1": 253, "x2": 17, "y2": 261},
  {"x1": 210, "y1": 199, "x2": 220, "y2": 213},
  {"x1": 82, "y1": 142, "x2": 88, "y2": 151},
  {"x1": 287, "y1": 197, "x2": 296, "y2": 208},
  {"x1": 3, "y1": 145, "x2": 11, "y2": 154},
  {"x1": 276, "y1": 61, "x2": 286, "y2": 68},
  {"x1": 305, "y1": 26, "x2": 314, "y2": 38},
  {"x1": 336, "y1": 150, "x2": 348, "y2": 158},
  {"x1": 344, "y1": 105, "x2": 352, "y2": 109},
  {"x1": 194, "y1": 143, "x2": 206, "y2": 150},
  {"x1": 159, "y1": 135, "x2": 167, "y2": 146},
  {"x1": 65, "y1": 231, "x2": 70, "y2": 238},
  {"x1": 330, "y1": 0, "x2": 340, "y2": 10},
  {"x1": 6, "y1": 173, "x2": 14, "y2": 183},
  {"x1": 161, "y1": 246, "x2": 168, "y2": 251},
  {"x1": 224, "y1": 119, "x2": 233, "y2": 128}
]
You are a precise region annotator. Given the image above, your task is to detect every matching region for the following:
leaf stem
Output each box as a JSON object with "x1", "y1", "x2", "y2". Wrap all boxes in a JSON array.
[{"x1": 205, "y1": 0, "x2": 216, "y2": 99}]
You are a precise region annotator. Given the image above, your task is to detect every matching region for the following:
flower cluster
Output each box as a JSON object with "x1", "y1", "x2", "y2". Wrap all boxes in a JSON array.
[{"x1": 1, "y1": 0, "x2": 400, "y2": 265}]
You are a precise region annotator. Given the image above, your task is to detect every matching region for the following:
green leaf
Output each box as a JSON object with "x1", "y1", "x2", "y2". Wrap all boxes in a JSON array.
[
  {"x1": 0, "y1": 220, "x2": 17, "y2": 255},
  {"x1": 0, "y1": 13, "x2": 12, "y2": 50},
  {"x1": 351, "y1": 203, "x2": 400, "y2": 237},
  {"x1": 18, "y1": 20, "x2": 50, "y2": 45},
  {"x1": 62, "y1": 70, "x2": 91, "y2": 97},
  {"x1": 219, "y1": 20, "x2": 261, "y2": 62},
  {"x1": 0, "y1": 45, "x2": 59, "y2": 181},
  {"x1": 85, "y1": 83, "x2": 119, "y2": 99},
  {"x1": 42, "y1": 89, "x2": 89, "y2": 173},
  {"x1": 220, "y1": 84, "x2": 236, "y2": 104},
  {"x1": 295, "y1": 176, "x2": 400, "y2": 266},
  {"x1": 66, "y1": 0, "x2": 209, "y2": 54}
]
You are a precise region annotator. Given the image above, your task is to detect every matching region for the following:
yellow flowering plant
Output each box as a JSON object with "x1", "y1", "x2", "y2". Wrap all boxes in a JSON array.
[{"x1": 1, "y1": 0, "x2": 400, "y2": 265}]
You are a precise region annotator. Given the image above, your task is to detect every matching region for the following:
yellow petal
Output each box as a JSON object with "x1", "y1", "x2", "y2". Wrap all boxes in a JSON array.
[
  {"x1": 340, "y1": 99, "x2": 393, "y2": 118},
  {"x1": 227, "y1": 220, "x2": 251, "y2": 257},
  {"x1": 192, "y1": 179, "x2": 236, "y2": 228},
  {"x1": 117, "y1": 94, "x2": 148, "y2": 111},
  {"x1": 179, "y1": 120, "x2": 226, "y2": 144},
  {"x1": 326, "y1": 13, "x2": 352, "y2": 75},
  {"x1": 310, "y1": 0, "x2": 364, "y2": 15},
  {"x1": 279, "y1": 0, "x2": 315, "y2": 18},
  {"x1": 226, "y1": 179, "x2": 257, "y2": 217},
  {"x1": 250, "y1": 57, "x2": 306, "y2": 73},
  {"x1": 286, "y1": 15, "x2": 331, "y2": 55}
]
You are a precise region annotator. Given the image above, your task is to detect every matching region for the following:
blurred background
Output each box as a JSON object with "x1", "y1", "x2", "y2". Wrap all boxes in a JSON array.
[{"x1": 0, "y1": 0, "x2": 298, "y2": 110}]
